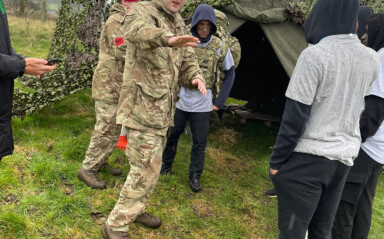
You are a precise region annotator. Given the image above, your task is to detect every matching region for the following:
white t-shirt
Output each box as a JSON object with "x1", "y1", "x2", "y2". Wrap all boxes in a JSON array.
[
  {"x1": 285, "y1": 35, "x2": 379, "y2": 166},
  {"x1": 361, "y1": 48, "x2": 384, "y2": 164}
]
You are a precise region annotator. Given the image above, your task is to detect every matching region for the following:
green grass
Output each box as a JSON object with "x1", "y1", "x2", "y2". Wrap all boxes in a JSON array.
[
  {"x1": 2, "y1": 15, "x2": 384, "y2": 239},
  {"x1": 8, "y1": 15, "x2": 56, "y2": 59}
]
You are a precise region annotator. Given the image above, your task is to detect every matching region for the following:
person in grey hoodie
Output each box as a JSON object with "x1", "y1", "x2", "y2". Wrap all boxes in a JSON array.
[{"x1": 268, "y1": 0, "x2": 379, "y2": 238}]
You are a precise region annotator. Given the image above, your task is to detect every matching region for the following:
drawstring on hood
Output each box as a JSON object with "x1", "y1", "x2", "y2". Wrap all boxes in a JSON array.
[
  {"x1": 304, "y1": 0, "x2": 359, "y2": 45},
  {"x1": 191, "y1": 4, "x2": 217, "y2": 43},
  {"x1": 358, "y1": 6, "x2": 373, "y2": 39},
  {"x1": 367, "y1": 13, "x2": 384, "y2": 52}
]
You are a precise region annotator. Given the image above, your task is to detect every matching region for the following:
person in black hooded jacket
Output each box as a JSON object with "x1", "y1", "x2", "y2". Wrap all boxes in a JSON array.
[
  {"x1": 332, "y1": 13, "x2": 384, "y2": 239},
  {"x1": 0, "y1": 0, "x2": 56, "y2": 161},
  {"x1": 268, "y1": 0, "x2": 379, "y2": 238}
]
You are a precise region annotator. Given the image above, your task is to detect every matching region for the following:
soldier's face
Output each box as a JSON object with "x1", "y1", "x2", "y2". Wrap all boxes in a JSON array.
[
  {"x1": 163, "y1": 0, "x2": 186, "y2": 14},
  {"x1": 196, "y1": 20, "x2": 212, "y2": 39}
]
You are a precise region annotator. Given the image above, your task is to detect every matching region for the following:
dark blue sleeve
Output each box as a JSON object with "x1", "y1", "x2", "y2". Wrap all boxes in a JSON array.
[
  {"x1": 0, "y1": 53, "x2": 25, "y2": 80},
  {"x1": 213, "y1": 66, "x2": 235, "y2": 108},
  {"x1": 269, "y1": 98, "x2": 312, "y2": 170},
  {"x1": 360, "y1": 95, "x2": 384, "y2": 142}
]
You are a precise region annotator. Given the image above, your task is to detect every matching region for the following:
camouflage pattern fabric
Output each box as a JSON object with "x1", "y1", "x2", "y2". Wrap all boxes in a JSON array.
[
  {"x1": 82, "y1": 100, "x2": 121, "y2": 171},
  {"x1": 214, "y1": 9, "x2": 241, "y2": 70},
  {"x1": 116, "y1": 0, "x2": 204, "y2": 137},
  {"x1": 193, "y1": 35, "x2": 228, "y2": 98},
  {"x1": 92, "y1": 3, "x2": 126, "y2": 104},
  {"x1": 106, "y1": 128, "x2": 165, "y2": 232}
]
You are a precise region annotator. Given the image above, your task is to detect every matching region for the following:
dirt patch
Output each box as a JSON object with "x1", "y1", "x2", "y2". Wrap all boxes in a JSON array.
[
  {"x1": 191, "y1": 199, "x2": 216, "y2": 218},
  {"x1": 208, "y1": 127, "x2": 243, "y2": 145},
  {"x1": 206, "y1": 147, "x2": 249, "y2": 175}
]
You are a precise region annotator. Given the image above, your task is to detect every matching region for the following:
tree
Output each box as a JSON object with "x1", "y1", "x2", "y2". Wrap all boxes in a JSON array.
[
  {"x1": 41, "y1": 0, "x2": 47, "y2": 22},
  {"x1": 19, "y1": 0, "x2": 25, "y2": 16}
]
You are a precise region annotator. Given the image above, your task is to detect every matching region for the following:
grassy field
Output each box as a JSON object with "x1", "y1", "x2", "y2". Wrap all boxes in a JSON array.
[{"x1": 1, "y1": 16, "x2": 384, "y2": 239}]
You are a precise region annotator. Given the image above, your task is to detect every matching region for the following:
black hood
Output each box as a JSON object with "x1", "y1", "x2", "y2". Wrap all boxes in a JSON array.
[
  {"x1": 191, "y1": 4, "x2": 217, "y2": 43},
  {"x1": 367, "y1": 13, "x2": 384, "y2": 52},
  {"x1": 304, "y1": 0, "x2": 359, "y2": 45},
  {"x1": 358, "y1": 6, "x2": 373, "y2": 39}
]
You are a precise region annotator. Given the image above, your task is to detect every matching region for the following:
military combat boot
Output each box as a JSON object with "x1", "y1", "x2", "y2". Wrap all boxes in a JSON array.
[
  {"x1": 78, "y1": 167, "x2": 106, "y2": 189},
  {"x1": 134, "y1": 212, "x2": 162, "y2": 229},
  {"x1": 102, "y1": 223, "x2": 130, "y2": 239},
  {"x1": 106, "y1": 164, "x2": 123, "y2": 176}
]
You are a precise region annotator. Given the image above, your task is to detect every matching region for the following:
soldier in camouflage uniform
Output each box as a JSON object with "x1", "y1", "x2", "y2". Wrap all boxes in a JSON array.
[
  {"x1": 102, "y1": 0, "x2": 206, "y2": 238},
  {"x1": 78, "y1": 0, "x2": 139, "y2": 190},
  {"x1": 214, "y1": 9, "x2": 241, "y2": 70},
  {"x1": 160, "y1": 4, "x2": 235, "y2": 192}
]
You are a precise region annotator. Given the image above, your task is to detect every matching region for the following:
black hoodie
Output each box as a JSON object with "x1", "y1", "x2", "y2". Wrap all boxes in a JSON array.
[
  {"x1": 270, "y1": 0, "x2": 360, "y2": 170},
  {"x1": 358, "y1": 6, "x2": 373, "y2": 39},
  {"x1": 0, "y1": 0, "x2": 26, "y2": 160},
  {"x1": 189, "y1": 4, "x2": 235, "y2": 108},
  {"x1": 360, "y1": 13, "x2": 384, "y2": 142},
  {"x1": 304, "y1": 0, "x2": 359, "y2": 45},
  {"x1": 190, "y1": 4, "x2": 217, "y2": 43}
]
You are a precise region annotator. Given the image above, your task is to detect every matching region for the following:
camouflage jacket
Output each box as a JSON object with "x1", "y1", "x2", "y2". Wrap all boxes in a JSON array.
[
  {"x1": 116, "y1": 0, "x2": 204, "y2": 136},
  {"x1": 92, "y1": 3, "x2": 126, "y2": 104},
  {"x1": 214, "y1": 9, "x2": 241, "y2": 70}
]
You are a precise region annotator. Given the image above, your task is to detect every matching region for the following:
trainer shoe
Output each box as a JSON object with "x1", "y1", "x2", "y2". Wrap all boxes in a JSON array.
[
  {"x1": 78, "y1": 167, "x2": 106, "y2": 189},
  {"x1": 189, "y1": 174, "x2": 202, "y2": 192},
  {"x1": 160, "y1": 166, "x2": 173, "y2": 175},
  {"x1": 265, "y1": 188, "x2": 277, "y2": 198}
]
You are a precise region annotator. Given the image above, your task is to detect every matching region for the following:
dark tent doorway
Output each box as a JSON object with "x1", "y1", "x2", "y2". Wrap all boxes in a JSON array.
[{"x1": 230, "y1": 21, "x2": 290, "y2": 118}]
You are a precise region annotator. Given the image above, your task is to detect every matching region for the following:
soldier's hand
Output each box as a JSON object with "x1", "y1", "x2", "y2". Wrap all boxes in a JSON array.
[
  {"x1": 168, "y1": 35, "x2": 200, "y2": 48},
  {"x1": 192, "y1": 78, "x2": 207, "y2": 96},
  {"x1": 212, "y1": 105, "x2": 219, "y2": 111}
]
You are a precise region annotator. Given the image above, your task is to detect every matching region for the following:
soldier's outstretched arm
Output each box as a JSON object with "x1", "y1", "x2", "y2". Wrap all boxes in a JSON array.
[
  {"x1": 122, "y1": 4, "x2": 176, "y2": 49},
  {"x1": 168, "y1": 35, "x2": 200, "y2": 48}
]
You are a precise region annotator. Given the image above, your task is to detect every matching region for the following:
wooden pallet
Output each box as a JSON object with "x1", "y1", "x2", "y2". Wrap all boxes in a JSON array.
[{"x1": 234, "y1": 110, "x2": 281, "y2": 127}]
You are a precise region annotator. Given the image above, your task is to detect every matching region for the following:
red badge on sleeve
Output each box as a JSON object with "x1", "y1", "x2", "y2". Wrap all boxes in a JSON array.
[{"x1": 114, "y1": 37, "x2": 125, "y2": 47}]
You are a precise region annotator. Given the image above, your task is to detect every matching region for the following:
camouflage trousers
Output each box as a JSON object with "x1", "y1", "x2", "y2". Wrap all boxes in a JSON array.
[
  {"x1": 82, "y1": 100, "x2": 121, "y2": 171},
  {"x1": 106, "y1": 127, "x2": 165, "y2": 232}
]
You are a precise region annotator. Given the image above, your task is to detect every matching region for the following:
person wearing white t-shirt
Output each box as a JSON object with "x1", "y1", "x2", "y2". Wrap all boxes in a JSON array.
[
  {"x1": 332, "y1": 13, "x2": 384, "y2": 239},
  {"x1": 268, "y1": 0, "x2": 379, "y2": 238}
]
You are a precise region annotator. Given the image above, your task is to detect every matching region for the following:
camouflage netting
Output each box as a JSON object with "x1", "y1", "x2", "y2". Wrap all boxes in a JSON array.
[
  {"x1": 286, "y1": 0, "x2": 384, "y2": 26},
  {"x1": 13, "y1": 0, "x2": 235, "y2": 117},
  {"x1": 13, "y1": 0, "x2": 105, "y2": 118}
]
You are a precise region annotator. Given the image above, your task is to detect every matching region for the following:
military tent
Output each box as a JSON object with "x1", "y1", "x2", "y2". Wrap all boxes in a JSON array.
[{"x1": 220, "y1": 0, "x2": 308, "y2": 118}]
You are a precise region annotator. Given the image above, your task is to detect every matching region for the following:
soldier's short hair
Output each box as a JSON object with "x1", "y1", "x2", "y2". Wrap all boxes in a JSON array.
[{"x1": 117, "y1": 0, "x2": 122, "y2": 3}]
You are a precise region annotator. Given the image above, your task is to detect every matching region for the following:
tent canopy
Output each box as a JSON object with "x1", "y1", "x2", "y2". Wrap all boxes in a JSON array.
[{"x1": 224, "y1": 0, "x2": 307, "y2": 77}]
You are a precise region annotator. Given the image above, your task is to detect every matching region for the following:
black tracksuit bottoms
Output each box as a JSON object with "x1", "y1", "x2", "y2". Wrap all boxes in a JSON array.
[
  {"x1": 271, "y1": 153, "x2": 350, "y2": 239},
  {"x1": 162, "y1": 108, "x2": 210, "y2": 178},
  {"x1": 332, "y1": 148, "x2": 383, "y2": 239}
]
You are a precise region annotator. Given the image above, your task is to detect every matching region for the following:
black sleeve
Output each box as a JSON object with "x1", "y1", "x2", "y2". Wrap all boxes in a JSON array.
[
  {"x1": 0, "y1": 53, "x2": 26, "y2": 80},
  {"x1": 213, "y1": 66, "x2": 235, "y2": 108},
  {"x1": 269, "y1": 98, "x2": 312, "y2": 170},
  {"x1": 360, "y1": 95, "x2": 384, "y2": 142}
]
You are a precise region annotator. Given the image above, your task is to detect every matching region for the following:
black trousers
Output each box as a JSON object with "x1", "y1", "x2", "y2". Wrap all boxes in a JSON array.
[
  {"x1": 162, "y1": 108, "x2": 210, "y2": 178},
  {"x1": 271, "y1": 153, "x2": 350, "y2": 239},
  {"x1": 332, "y1": 148, "x2": 383, "y2": 239}
]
